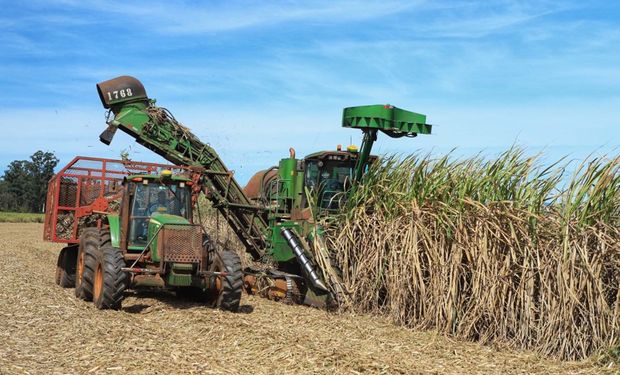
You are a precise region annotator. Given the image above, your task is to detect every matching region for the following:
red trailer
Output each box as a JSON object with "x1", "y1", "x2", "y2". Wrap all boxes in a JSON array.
[{"x1": 44, "y1": 156, "x2": 187, "y2": 244}]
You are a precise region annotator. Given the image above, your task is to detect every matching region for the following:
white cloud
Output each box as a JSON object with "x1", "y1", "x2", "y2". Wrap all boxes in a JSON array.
[{"x1": 24, "y1": 0, "x2": 421, "y2": 34}]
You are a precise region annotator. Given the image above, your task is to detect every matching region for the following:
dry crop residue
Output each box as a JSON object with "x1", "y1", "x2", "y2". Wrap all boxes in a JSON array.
[{"x1": 0, "y1": 223, "x2": 611, "y2": 374}]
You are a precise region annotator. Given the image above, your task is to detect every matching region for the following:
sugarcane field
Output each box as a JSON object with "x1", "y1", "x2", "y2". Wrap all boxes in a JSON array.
[{"x1": 2, "y1": 2, "x2": 620, "y2": 374}]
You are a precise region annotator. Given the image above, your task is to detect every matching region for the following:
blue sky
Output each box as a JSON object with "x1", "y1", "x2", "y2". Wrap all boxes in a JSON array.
[{"x1": 0, "y1": 0, "x2": 618, "y2": 183}]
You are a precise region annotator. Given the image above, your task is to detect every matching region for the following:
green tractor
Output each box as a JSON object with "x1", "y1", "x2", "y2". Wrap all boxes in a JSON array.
[{"x1": 72, "y1": 169, "x2": 243, "y2": 311}]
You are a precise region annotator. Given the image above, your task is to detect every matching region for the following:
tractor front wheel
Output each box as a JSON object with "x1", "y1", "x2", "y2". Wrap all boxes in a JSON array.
[
  {"x1": 75, "y1": 229, "x2": 98, "y2": 301},
  {"x1": 92, "y1": 243, "x2": 127, "y2": 310},
  {"x1": 209, "y1": 250, "x2": 243, "y2": 312}
]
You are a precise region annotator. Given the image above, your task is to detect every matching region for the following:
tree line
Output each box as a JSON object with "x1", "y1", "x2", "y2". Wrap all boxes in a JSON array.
[{"x1": 0, "y1": 151, "x2": 59, "y2": 213}]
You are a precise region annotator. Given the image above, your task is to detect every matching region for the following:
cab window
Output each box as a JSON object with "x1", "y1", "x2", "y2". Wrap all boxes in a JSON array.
[
  {"x1": 128, "y1": 182, "x2": 190, "y2": 246},
  {"x1": 304, "y1": 159, "x2": 354, "y2": 210}
]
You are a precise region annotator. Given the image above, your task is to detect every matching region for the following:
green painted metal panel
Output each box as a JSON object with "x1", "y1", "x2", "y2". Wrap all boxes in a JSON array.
[
  {"x1": 167, "y1": 263, "x2": 195, "y2": 287},
  {"x1": 166, "y1": 271, "x2": 193, "y2": 286},
  {"x1": 149, "y1": 214, "x2": 191, "y2": 226},
  {"x1": 148, "y1": 220, "x2": 162, "y2": 262},
  {"x1": 270, "y1": 221, "x2": 301, "y2": 262},
  {"x1": 342, "y1": 104, "x2": 432, "y2": 135},
  {"x1": 107, "y1": 214, "x2": 121, "y2": 248},
  {"x1": 278, "y1": 157, "x2": 297, "y2": 201},
  {"x1": 294, "y1": 171, "x2": 304, "y2": 208},
  {"x1": 111, "y1": 104, "x2": 150, "y2": 133}
]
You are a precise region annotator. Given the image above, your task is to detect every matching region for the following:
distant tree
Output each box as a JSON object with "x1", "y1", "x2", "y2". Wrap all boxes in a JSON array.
[
  {"x1": 27, "y1": 151, "x2": 59, "y2": 212},
  {"x1": 1, "y1": 160, "x2": 30, "y2": 212},
  {"x1": 0, "y1": 179, "x2": 15, "y2": 211},
  {"x1": 0, "y1": 151, "x2": 59, "y2": 212}
]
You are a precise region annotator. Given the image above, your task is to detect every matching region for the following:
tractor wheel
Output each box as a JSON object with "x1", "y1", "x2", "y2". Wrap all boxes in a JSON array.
[
  {"x1": 92, "y1": 242, "x2": 127, "y2": 310},
  {"x1": 75, "y1": 228, "x2": 99, "y2": 301},
  {"x1": 55, "y1": 245, "x2": 77, "y2": 288},
  {"x1": 209, "y1": 250, "x2": 243, "y2": 312}
]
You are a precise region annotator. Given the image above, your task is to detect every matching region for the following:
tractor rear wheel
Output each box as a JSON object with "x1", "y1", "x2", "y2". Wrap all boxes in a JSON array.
[
  {"x1": 75, "y1": 228, "x2": 99, "y2": 300},
  {"x1": 92, "y1": 243, "x2": 127, "y2": 310},
  {"x1": 209, "y1": 250, "x2": 243, "y2": 312},
  {"x1": 55, "y1": 245, "x2": 77, "y2": 288}
]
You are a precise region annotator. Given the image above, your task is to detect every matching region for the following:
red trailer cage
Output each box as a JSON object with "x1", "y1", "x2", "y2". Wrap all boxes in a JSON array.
[{"x1": 43, "y1": 156, "x2": 189, "y2": 244}]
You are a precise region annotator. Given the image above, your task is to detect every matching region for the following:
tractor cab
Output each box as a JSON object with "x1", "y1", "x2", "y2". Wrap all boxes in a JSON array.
[{"x1": 122, "y1": 170, "x2": 193, "y2": 248}]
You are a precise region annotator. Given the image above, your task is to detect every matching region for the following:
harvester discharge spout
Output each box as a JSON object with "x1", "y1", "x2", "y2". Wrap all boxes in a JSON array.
[{"x1": 96, "y1": 76, "x2": 150, "y2": 145}]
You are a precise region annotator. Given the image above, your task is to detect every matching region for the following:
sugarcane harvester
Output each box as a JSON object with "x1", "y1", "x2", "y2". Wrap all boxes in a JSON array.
[{"x1": 96, "y1": 76, "x2": 432, "y2": 307}]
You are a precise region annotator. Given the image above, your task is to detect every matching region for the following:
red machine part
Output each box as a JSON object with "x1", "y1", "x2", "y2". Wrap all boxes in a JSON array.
[{"x1": 43, "y1": 156, "x2": 190, "y2": 244}]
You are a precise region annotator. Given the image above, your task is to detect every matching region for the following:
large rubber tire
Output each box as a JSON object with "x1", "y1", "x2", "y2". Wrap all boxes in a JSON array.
[
  {"x1": 92, "y1": 241, "x2": 127, "y2": 310},
  {"x1": 55, "y1": 245, "x2": 77, "y2": 288},
  {"x1": 75, "y1": 228, "x2": 99, "y2": 301},
  {"x1": 209, "y1": 250, "x2": 243, "y2": 312}
]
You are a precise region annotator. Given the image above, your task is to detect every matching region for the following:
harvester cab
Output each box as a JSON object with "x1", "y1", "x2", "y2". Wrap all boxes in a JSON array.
[{"x1": 301, "y1": 149, "x2": 374, "y2": 211}]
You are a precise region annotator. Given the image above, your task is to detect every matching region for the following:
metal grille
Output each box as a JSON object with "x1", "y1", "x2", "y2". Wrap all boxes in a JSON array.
[
  {"x1": 79, "y1": 179, "x2": 102, "y2": 206},
  {"x1": 160, "y1": 225, "x2": 203, "y2": 264},
  {"x1": 58, "y1": 178, "x2": 78, "y2": 207}
]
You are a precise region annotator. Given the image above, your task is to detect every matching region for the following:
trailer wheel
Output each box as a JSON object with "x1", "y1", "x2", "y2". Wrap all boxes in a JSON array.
[
  {"x1": 209, "y1": 250, "x2": 243, "y2": 312},
  {"x1": 55, "y1": 245, "x2": 77, "y2": 288},
  {"x1": 92, "y1": 243, "x2": 127, "y2": 310},
  {"x1": 75, "y1": 228, "x2": 99, "y2": 301}
]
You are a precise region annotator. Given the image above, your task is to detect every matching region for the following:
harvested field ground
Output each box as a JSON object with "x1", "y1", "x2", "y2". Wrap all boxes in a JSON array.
[{"x1": 0, "y1": 223, "x2": 614, "y2": 374}]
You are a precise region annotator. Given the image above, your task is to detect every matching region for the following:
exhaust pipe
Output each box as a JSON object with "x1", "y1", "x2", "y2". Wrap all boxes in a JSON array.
[{"x1": 280, "y1": 227, "x2": 328, "y2": 292}]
